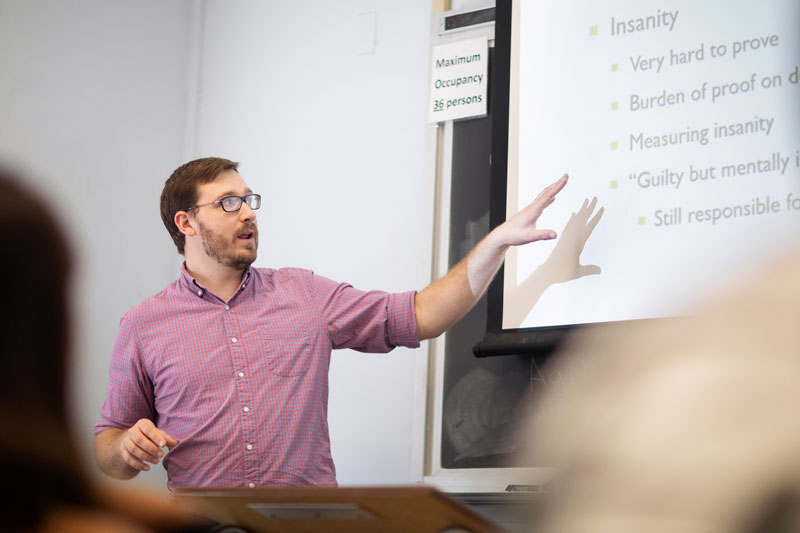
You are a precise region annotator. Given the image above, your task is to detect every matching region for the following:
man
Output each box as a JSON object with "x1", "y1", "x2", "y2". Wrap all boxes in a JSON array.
[{"x1": 94, "y1": 157, "x2": 567, "y2": 489}]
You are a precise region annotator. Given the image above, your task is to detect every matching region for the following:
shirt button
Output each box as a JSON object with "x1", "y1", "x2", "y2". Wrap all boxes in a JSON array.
[
  {"x1": 243, "y1": 406, "x2": 249, "y2": 412},
  {"x1": 231, "y1": 337, "x2": 237, "y2": 343},
  {"x1": 196, "y1": 290, "x2": 203, "y2": 297},
  {"x1": 225, "y1": 305, "x2": 230, "y2": 310},
  {"x1": 246, "y1": 444, "x2": 253, "y2": 451},
  {"x1": 248, "y1": 483, "x2": 255, "y2": 488},
  {"x1": 238, "y1": 372, "x2": 244, "y2": 378}
]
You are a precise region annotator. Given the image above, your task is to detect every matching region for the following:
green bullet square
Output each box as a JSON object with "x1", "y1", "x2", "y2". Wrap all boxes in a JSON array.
[
  {"x1": 610, "y1": 180, "x2": 618, "y2": 189},
  {"x1": 610, "y1": 141, "x2": 618, "y2": 150},
  {"x1": 589, "y1": 25, "x2": 598, "y2": 36},
  {"x1": 638, "y1": 216, "x2": 646, "y2": 225},
  {"x1": 611, "y1": 63, "x2": 619, "y2": 72},
  {"x1": 610, "y1": 101, "x2": 618, "y2": 111}
]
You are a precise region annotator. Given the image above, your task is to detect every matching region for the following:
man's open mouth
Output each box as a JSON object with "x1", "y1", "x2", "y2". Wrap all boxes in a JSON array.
[{"x1": 237, "y1": 232, "x2": 254, "y2": 240}]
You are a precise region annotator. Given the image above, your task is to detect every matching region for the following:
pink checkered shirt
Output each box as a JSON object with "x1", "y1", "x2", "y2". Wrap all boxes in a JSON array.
[{"x1": 95, "y1": 265, "x2": 419, "y2": 490}]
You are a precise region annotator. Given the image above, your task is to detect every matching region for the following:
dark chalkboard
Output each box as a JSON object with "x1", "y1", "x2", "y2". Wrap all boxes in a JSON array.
[
  {"x1": 439, "y1": 45, "x2": 560, "y2": 469},
  {"x1": 439, "y1": 22, "x2": 598, "y2": 467}
]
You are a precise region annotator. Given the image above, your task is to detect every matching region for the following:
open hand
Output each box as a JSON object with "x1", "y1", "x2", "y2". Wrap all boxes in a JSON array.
[{"x1": 494, "y1": 174, "x2": 568, "y2": 247}]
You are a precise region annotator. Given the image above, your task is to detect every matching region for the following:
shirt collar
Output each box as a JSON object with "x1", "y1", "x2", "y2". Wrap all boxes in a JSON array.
[{"x1": 179, "y1": 262, "x2": 254, "y2": 301}]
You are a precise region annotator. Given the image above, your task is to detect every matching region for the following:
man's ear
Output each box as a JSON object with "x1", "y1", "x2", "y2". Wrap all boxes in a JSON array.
[{"x1": 174, "y1": 211, "x2": 197, "y2": 237}]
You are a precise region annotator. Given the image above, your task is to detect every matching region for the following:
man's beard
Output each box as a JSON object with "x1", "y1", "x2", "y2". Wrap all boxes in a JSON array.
[{"x1": 197, "y1": 219, "x2": 258, "y2": 271}]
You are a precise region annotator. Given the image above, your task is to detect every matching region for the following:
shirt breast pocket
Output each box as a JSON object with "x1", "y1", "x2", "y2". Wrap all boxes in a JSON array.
[{"x1": 262, "y1": 330, "x2": 313, "y2": 377}]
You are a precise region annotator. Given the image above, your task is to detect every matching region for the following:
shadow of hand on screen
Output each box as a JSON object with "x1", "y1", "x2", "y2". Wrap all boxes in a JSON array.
[{"x1": 505, "y1": 197, "x2": 604, "y2": 329}]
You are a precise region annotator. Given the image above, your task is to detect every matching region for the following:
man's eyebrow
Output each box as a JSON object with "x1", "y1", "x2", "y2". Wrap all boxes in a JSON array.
[{"x1": 213, "y1": 188, "x2": 252, "y2": 201}]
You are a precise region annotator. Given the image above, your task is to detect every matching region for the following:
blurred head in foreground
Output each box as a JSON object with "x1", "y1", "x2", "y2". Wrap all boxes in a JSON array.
[
  {"x1": 527, "y1": 250, "x2": 800, "y2": 533},
  {"x1": 0, "y1": 169, "x2": 93, "y2": 530},
  {"x1": 0, "y1": 168, "x2": 203, "y2": 532}
]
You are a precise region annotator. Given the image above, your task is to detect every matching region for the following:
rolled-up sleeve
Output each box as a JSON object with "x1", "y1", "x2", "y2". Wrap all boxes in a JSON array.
[
  {"x1": 386, "y1": 291, "x2": 420, "y2": 348},
  {"x1": 94, "y1": 315, "x2": 155, "y2": 434},
  {"x1": 311, "y1": 272, "x2": 420, "y2": 352}
]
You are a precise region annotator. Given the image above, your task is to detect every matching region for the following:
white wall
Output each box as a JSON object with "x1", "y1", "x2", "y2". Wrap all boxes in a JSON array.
[
  {"x1": 192, "y1": 0, "x2": 435, "y2": 484},
  {"x1": 1, "y1": 0, "x2": 435, "y2": 487},
  {"x1": 0, "y1": 0, "x2": 196, "y2": 489}
]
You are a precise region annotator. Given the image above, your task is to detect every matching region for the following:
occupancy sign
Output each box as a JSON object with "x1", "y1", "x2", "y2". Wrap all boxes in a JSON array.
[{"x1": 428, "y1": 37, "x2": 488, "y2": 122}]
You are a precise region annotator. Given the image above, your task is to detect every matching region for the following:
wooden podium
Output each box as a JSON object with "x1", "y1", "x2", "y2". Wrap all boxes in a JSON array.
[{"x1": 175, "y1": 486, "x2": 502, "y2": 532}]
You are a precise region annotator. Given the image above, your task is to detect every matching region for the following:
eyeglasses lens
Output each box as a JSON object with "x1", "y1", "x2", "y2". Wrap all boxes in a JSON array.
[
  {"x1": 221, "y1": 197, "x2": 242, "y2": 212},
  {"x1": 246, "y1": 194, "x2": 261, "y2": 210}
]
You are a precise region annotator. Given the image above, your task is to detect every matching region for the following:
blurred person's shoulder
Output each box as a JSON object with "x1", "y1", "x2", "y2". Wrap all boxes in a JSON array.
[
  {"x1": 37, "y1": 507, "x2": 146, "y2": 533},
  {"x1": 37, "y1": 485, "x2": 210, "y2": 533}
]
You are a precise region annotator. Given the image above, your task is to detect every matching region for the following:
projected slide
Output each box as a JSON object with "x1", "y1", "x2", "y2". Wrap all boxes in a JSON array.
[{"x1": 503, "y1": 1, "x2": 800, "y2": 330}]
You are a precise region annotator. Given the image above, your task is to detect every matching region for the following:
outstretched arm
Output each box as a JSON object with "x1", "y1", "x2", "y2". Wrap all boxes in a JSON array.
[{"x1": 414, "y1": 174, "x2": 568, "y2": 340}]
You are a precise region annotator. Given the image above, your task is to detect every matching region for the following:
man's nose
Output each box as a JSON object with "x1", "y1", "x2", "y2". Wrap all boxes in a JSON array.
[{"x1": 238, "y1": 202, "x2": 256, "y2": 222}]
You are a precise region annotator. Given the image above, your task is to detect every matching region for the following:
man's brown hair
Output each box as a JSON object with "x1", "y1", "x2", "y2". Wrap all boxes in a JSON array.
[{"x1": 160, "y1": 157, "x2": 239, "y2": 254}]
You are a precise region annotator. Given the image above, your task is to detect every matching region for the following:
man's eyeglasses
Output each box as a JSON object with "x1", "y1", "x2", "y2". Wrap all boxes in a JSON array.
[{"x1": 186, "y1": 194, "x2": 261, "y2": 213}]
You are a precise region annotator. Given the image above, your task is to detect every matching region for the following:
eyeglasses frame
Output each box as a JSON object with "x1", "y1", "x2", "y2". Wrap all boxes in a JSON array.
[{"x1": 185, "y1": 193, "x2": 261, "y2": 213}]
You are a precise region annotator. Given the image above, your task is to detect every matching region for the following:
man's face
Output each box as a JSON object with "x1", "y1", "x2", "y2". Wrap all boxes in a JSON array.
[{"x1": 191, "y1": 170, "x2": 259, "y2": 270}]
